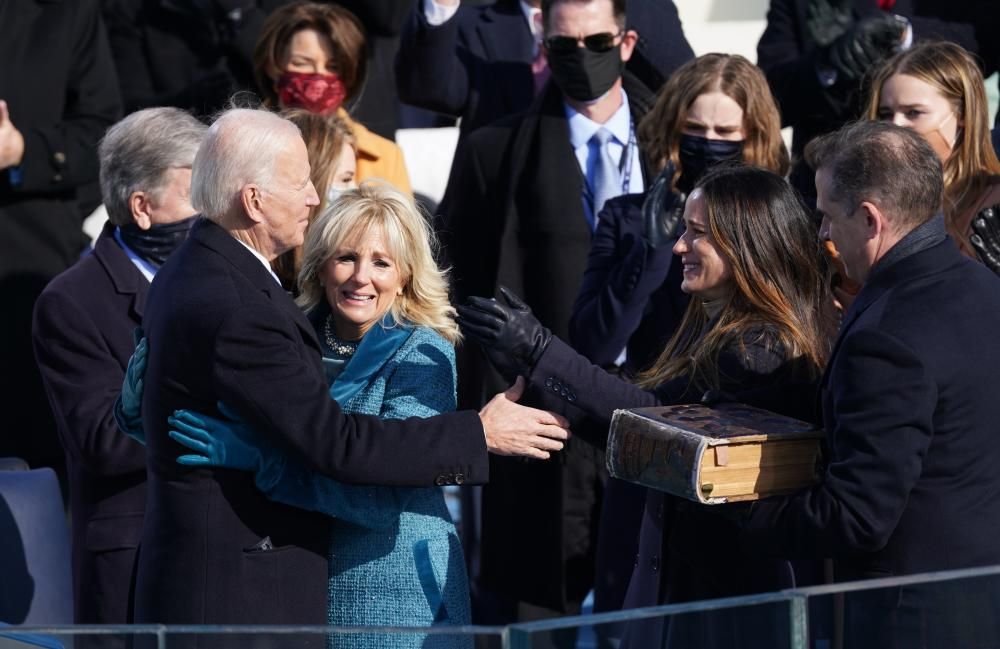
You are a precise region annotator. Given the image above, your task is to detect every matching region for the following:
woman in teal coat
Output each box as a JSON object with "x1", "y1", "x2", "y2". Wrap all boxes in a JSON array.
[{"x1": 166, "y1": 182, "x2": 471, "y2": 648}]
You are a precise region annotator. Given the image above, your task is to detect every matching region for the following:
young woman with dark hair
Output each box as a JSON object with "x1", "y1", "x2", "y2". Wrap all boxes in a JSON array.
[{"x1": 459, "y1": 165, "x2": 835, "y2": 624}]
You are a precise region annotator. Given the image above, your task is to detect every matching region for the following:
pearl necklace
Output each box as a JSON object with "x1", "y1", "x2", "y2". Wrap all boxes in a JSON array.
[{"x1": 324, "y1": 315, "x2": 359, "y2": 357}]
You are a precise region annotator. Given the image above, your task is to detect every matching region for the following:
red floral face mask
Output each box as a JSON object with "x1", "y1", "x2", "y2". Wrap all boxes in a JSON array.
[{"x1": 276, "y1": 71, "x2": 347, "y2": 114}]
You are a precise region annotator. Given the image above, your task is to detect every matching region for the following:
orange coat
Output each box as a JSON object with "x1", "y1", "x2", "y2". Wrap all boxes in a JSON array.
[{"x1": 339, "y1": 109, "x2": 412, "y2": 195}]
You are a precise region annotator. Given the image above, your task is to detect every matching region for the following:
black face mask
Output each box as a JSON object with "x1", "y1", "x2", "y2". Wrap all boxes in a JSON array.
[
  {"x1": 547, "y1": 44, "x2": 624, "y2": 103},
  {"x1": 118, "y1": 215, "x2": 197, "y2": 268},
  {"x1": 678, "y1": 134, "x2": 744, "y2": 193}
]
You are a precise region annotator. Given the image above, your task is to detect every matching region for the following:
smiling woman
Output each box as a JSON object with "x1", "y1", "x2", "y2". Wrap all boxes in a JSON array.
[
  {"x1": 458, "y1": 165, "x2": 837, "y2": 631},
  {"x1": 165, "y1": 181, "x2": 469, "y2": 648}
]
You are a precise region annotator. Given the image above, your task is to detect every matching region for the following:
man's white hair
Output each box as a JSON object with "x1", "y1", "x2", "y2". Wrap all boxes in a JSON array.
[{"x1": 191, "y1": 108, "x2": 302, "y2": 223}]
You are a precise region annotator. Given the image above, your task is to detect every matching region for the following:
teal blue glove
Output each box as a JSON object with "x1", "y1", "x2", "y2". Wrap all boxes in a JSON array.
[
  {"x1": 168, "y1": 401, "x2": 271, "y2": 471},
  {"x1": 113, "y1": 335, "x2": 147, "y2": 444}
]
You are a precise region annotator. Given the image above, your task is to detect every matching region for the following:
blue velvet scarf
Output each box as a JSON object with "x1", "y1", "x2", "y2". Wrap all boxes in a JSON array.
[{"x1": 327, "y1": 314, "x2": 413, "y2": 405}]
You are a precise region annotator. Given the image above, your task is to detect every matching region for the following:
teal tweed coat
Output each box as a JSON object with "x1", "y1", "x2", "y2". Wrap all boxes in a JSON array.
[{"x1": 257, "y1": 322, "x2": 472, "y2": 649}]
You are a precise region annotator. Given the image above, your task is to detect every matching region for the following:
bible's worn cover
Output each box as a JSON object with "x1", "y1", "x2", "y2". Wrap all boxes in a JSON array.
[{"x1": 607, "y1": 403, "x2": 823, "y2": 504}]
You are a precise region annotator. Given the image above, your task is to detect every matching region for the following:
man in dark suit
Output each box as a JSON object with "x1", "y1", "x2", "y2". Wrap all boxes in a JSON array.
[
  {"x1": 133, "y1": 107, "x2": 568, "y2": 637},
  {"x1": 32, "y1": 108, "x2": 206, "y2": 637},
  {"x1": 437, "y1": 0, "x2": 653, "y2": 629},
  {"x1": 395, "y1": 0, "x2": 691, "y2": 139},
  {"x1": 743, "y1": 120, "x2": 1000, "y2": 645},
  {"x1": 0, "y1": 0, "x2": 122, "y2": 491}
]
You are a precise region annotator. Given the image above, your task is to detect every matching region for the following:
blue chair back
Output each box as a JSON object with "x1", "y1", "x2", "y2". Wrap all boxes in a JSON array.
[{"x1": 0, "y1": 468, "x2": 72, "y2": 625}]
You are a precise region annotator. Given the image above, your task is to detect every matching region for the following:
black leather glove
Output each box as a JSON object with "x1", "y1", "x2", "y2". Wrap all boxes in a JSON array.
[
  {"x1": 642, "y1": 168, "x2": 686, "y2": 250},
  {"x1": 456, "y1": 286, "x2": 552, "y2": 377},
  {"x1": 805, "y1": 0, "x2": 855, "y2": 48},
  {"x1": 825, "y1": 14, "x2": 905, "y2": 83},
  {"x1": 971, "y1": 205, "x2": 1000, "y2": 276}
]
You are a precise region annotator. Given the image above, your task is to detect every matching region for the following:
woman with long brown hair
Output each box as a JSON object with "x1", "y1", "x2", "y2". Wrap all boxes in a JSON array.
[
  {"x1": 566, "y1": 53, "x2": 791, "y2": 622},
  {"x1": 459, "y1": 165, "x2": 834, "y2": 620},
  {"x1": 571, "y1": 53, "x2": 789, "y2": 374},
  {"x1": 866, "y1": 41, "x2": 1000, "y2": 260}
]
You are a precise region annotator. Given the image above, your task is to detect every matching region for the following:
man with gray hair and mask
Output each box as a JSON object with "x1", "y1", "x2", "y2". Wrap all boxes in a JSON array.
[
  {"x1": 31, "y1": 106, "x2": 206, "y2": 635},
  {"x1": 127, "y1": 107, "x2": 569, "y2": 635}
]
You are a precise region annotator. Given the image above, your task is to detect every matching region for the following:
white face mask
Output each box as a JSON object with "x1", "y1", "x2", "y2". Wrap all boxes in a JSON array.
[{"x1": 323, "y1": 185, "x2": 356, "y2": 212}]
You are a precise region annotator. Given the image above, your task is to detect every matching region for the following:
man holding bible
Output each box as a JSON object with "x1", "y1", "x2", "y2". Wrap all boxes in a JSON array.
[{"x1": 742, "y1": 120, "x2": 1000, "y2": 646}]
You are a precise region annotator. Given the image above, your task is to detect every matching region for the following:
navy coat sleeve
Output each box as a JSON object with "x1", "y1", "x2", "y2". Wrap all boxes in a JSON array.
[
  {"x1": 569, "y1": 195, "x2": 674, "y2": 366},
  {"x1": 32, "y1": 281, "x2": 146, "y2": 476},
  {"x1": 742, "y1": 327, "x2": 936, "y2": 558},
  {"x1": 527, "y1": 331, "x2": 795, "y2": 443}
]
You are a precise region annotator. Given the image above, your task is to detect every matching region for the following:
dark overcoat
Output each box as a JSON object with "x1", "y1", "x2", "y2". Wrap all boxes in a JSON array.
[
  {"x1": 744, "y1": 234, "x2": 1000, "y2": 579},
  {"x1": 743, "y1": 229, "x2": 1000, "y2": 648},
  {"x1": 32, "y1": 224, "x2": 147, "y2": 629}
]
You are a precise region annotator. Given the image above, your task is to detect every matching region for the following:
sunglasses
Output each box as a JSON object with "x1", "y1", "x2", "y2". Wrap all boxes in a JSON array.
[{"x1": 544, "y1": 30, "x2": 625, "y2": 54}]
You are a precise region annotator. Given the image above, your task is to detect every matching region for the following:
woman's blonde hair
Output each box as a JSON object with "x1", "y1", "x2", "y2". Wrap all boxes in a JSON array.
[
  {"x1": 296, "y1": 181, "x2": 461, "y2": 343},
  {"x1": 273, "y1": 109, "x2": 356, "y2": 288},
  {"x1": 639, "y1": 53, "x2": 789, "y2": 190},
  {"x1": 866, "y1": 41, "x2": 1000, "y2": 248}
]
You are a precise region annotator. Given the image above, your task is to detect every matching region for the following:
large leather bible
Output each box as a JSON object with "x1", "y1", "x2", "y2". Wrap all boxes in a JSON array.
[{"x1": 607, "y1": 403, "x2": 823, "y2": 504}]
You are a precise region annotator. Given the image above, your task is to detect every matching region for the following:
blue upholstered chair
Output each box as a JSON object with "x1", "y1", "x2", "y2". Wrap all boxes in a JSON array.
[{"x1": 0, "y1": 467, "x2": 72, "y2": 625}]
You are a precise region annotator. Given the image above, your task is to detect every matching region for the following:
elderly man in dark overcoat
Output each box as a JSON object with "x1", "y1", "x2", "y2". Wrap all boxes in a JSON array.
[
  {"x1": 132, "y1": 108, "x2": 569, "y2": 641},
  {"x1": 742, "y1": 120, "x2": 1000, "y2": 647}
]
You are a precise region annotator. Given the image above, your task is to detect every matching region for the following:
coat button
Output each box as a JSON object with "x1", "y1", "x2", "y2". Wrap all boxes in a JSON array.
[
  {"x1": 544, "y1": 378, "x2": 554, "y2": 388},
  {"x1": 435, "y1": 475, "x2": 447, "y2": 486},
  {"x1": 53, "y1": 151, "x2": 66, "y2": 165},
  {"x1": 52, "y1": 173, "x2": 63, "y2": 183},
  {"x1": 650, "y1": 555, "x2": 660, "y2": 572},
  {"x1": 454, "y1": 473, "x2": 465, "y2": 485}
]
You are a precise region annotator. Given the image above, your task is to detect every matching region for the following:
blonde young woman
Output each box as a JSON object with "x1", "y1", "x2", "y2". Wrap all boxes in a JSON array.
[
  {"x1": 866, "y1": 41, "x2": 1000, "y2": 260},
  {"x1": 168, "y1": 182, "x2": 471, "y2": 648}
]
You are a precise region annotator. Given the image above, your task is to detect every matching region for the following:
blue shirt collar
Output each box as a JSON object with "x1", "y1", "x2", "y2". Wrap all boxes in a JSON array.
[
  {"x1": 114, "y1": 226, "x2": 157, "y2": 282},
  {"x1": 564, "y1": 88, "x2": 632, "y2": 150}
]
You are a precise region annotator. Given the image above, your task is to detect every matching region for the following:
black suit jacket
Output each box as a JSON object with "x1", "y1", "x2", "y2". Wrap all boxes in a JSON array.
[
  {"x1": 395, "y1": 0, "x2": 692, "y2": 138},
  {"x1": 134, "y1": 219, "x2": 486, "y2": 631},
  {"x1": 0, "y1": 0, "x2": 122, "y2": 486},
  {"x1": 744, "y1": 234, "x2": 1000, "y2": 582},
  {"x1": 32, "y1": 224, "x2": 147, "y2": 627}
]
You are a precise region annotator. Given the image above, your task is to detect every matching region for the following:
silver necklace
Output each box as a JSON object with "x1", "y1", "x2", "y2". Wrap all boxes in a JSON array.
[{"x1": 324, "y1": 314, "x2": 359, "y2": 357}]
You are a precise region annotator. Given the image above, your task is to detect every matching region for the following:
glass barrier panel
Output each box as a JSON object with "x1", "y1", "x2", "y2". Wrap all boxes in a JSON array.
[
  {"x1": 509, "y1": 594, "x2": 799, "y2": 649},
  {"x1": 0, "y1": 625, "x2": 504, "y2": 649},
  {"x1": 800, "y1": 566, "x2": 1000, "y2": 649}
]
